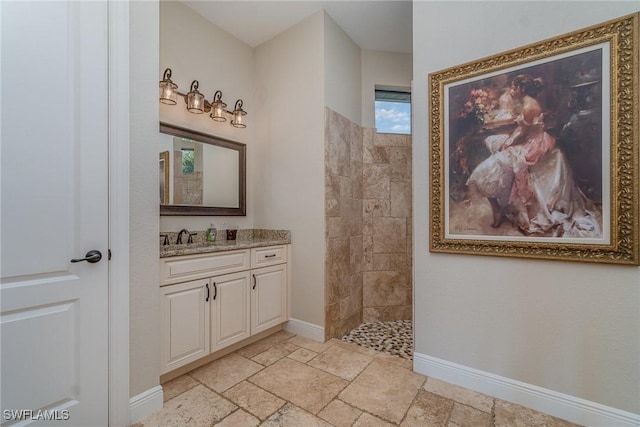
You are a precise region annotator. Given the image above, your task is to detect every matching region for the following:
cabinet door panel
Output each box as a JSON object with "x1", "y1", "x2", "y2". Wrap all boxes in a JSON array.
[
  {"x1": 161, "y1": 279, "x2": 210, "y2": 374},
  {"x1": 211, "y1": 271, "x2": 251, "y2": 352},
  {"x1": 251, "y1": 264, "x2": 287, "y2": 335}
]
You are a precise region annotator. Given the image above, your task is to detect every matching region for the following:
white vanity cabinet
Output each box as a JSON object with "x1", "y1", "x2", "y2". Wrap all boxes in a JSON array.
[
  {"x1": 160, "y1": 245, "x2": 289, "y2": 374},
  {"x1": 250, "y1": 245, "x2": 289, "y2": 334}
]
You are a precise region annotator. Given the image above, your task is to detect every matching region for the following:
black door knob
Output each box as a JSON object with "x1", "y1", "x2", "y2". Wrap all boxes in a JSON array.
[{"x1": 70, "y1": 250, "x2": 102, "y2": 264}]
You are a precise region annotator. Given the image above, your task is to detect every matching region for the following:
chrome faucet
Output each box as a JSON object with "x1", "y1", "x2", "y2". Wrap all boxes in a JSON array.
[{"x1": 176, "y1": 229, "x2": 190, "y2": 245}]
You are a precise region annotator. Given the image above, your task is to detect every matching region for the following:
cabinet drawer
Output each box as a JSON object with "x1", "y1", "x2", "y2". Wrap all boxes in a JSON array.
[
  {"x1": 160, "y1": 250, "x2": 250, "y2": 286},
  {"x1": 251, "y1": 245, "x2": 287, "y2": 268}
]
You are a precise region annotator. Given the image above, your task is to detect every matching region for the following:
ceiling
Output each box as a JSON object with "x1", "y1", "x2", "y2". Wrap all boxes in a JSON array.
[{"x1": 182, "y1": 0, "x2": 413, "y2": 54}]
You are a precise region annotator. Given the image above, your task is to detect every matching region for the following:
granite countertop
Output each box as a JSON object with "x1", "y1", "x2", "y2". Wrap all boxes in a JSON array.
[{"x1": 160, "y1": 229, "x2": 290, "y2": 258}]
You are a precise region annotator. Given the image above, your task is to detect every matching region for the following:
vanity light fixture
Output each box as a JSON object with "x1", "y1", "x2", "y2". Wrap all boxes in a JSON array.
[
  {"x1": 159, "y1": 68, "x2": 178, "y2": 105},
  {"x1": 210, "y1": 90, "x2": 227, "y2": 122},
  {"x1": 186, "y1": 80, "x2": 205, "y2": 114},
  {"x1": 231, "y1": 99, "x2": 247, "y2": 128},
  {"x1": 158, "y1": 68, "x2": 248, "y2": 128}
]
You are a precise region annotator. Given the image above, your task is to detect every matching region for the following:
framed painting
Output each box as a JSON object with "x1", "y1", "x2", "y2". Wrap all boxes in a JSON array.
[
  {"x1": 429, "y1": 13, "x2": 639, "y2": 264},
  {"x1": 159, "y1": 150, "x2": 169, "y2": 205}
]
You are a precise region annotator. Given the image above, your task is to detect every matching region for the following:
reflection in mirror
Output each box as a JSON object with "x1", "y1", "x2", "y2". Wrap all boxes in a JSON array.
[{"x1": 159, "y1": 122, "x2": 246, "y2": 216}]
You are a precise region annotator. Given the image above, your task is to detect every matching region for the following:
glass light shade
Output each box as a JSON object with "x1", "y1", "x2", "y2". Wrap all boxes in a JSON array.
[
  {"x1": 186, "y1": 81, "x2": 205, "y2": 114},
  {"x1": 187, "y1": 92, "x2": 204, "y2": 113},
  {"x1": 231, "y1": 110, "x2": 246, "y2": 128},
  {"x1": 159, "y1": 80, "x2": 177, "y2": 105},
  {"x1": 231, "y1": 99, "x2": 247, "y2": 128},
  {"x1": 210, "y1": 91, "x2": 227, "y2": 122},
  {"x1": 210, "y1": 101, "x2": 227, "y2": 122}
]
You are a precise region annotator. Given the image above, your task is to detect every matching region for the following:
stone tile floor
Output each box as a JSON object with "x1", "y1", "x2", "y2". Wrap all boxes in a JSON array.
[{"x1": 134, "y1": 330, "x2": 581, "y2": 427}]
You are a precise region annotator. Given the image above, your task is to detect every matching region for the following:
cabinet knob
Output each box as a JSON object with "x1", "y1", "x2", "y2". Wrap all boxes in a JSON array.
[
  {"x1": 213, "y1": 282, "x2": 217, "y2": 300},
  {"x1": 205, "y1": 283, "x2": 210, "y2": 302},
  {"x1": 252, "y1": 274, "x2": 256, "y2": 289}
]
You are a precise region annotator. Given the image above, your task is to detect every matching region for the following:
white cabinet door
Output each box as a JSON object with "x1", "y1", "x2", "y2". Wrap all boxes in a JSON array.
[
  {"x1": 251, "y1": 264, "x2": 287, "y2": 335},
  {"x1": 161, "y1": 279, "x2": 210, "y2": 374},
  {"x1": 1, "y1": 2, "x2": 110, "y2": 424},
  {"x1": 211, "y1": 271, "x2": 251, "y2": 352}
]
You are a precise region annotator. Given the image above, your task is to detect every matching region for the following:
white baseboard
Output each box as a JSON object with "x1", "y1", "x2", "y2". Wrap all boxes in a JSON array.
[
  {"x1": 413, "y1": 352, "x2": 639, "y2": 427},
  {"x1": 284, "y1": 318, "x2": 325, "y2": 342},
  {"x1": 129, "y1": 385, "x2": 163, "y2": 424}
]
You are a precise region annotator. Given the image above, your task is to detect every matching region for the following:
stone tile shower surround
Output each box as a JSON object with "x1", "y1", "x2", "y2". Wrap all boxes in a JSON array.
[
  {"x1": 324, "y1": 108, "x2": 412, "y2": 340},
  {"x1": 325, "y1": 108, "x2": 364, "y2": 340},
  {"x1": 362, "y1": 129, "x2": 412, "y2": 323}
]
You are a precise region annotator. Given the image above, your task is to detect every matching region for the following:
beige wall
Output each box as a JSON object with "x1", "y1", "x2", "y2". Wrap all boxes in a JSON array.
[
  {"x1": 159, "y1": 1, "x2": 255, "y2": 233},
  {"x1": 413, "y1": 1, "x2": 640, "y2": 414},
  {"x1": 254, "y1": 11, "x2": 327, "y2": 327},
  {"x1": 324, "y1": 13, "x2": 362, "y2": 125},
  {"x1": 129, "y1": 0, "x2": 161, "y2": 397}
]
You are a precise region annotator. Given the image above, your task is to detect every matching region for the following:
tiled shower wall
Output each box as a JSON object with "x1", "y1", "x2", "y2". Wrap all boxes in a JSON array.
[
  {"x1": 325, "y1": 108, "x2": 413, "y2": 340},
  {"x1": 325, "y1": 108, "x2": 364, "y2": 340},
  {"x1": 362, "y1": 130, "x2": 412, "y2": 323}
]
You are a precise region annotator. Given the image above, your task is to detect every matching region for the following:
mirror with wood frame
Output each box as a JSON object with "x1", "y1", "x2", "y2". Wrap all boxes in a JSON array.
[{"x1": 159, "y1": 122, "x2": 246, "y2": 216}]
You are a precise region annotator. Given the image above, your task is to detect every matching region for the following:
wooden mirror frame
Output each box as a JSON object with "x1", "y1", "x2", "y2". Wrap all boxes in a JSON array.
[{"x1": 159, "y1": 122, "x2": 246, "y2": 216}]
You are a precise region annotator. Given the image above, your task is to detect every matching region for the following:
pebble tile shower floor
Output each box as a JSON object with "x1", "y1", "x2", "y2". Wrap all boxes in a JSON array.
[{"x1": 341, "y1": 320, "x2": 413, "y2": 360}]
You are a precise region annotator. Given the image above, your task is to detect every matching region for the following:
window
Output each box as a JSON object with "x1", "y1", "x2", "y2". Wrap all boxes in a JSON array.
[
  {"x1": 375, "y1": 87, "x2": 411, "y2": 135},
  {"x1": 181, "y1": 148, "x2": 195, "y2": 174}
]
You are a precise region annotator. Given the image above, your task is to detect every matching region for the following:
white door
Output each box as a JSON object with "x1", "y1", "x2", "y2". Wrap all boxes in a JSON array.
[{"x1": 1, "y1": 2, "x2": 109, "y2": 425}]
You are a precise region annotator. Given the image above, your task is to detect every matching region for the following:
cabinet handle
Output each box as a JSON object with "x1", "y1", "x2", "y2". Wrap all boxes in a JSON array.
[
  {"x1": 213, "y1": 282, "x2": 217, "y2": 300},
  {"x1": 265, "y1": 254, "x2": 276, "y2": 258},
  {"x1": 252, "y1": 274, "x2": 257, "y2": 290},
  {"x1": 205, "y1": 283, "x2": 210, "y2": 302}
]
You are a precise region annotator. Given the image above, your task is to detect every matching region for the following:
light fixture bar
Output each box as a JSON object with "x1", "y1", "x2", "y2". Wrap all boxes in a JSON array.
[{"x1": 158, "y1": 68, "x2": 247, "y2": 128}]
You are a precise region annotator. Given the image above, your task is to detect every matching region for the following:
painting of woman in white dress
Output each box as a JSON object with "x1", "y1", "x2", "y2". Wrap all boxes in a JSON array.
[
  {"x1": 431, "y1": 14, "x2": 639, "y2": 264},
  {"x1": 447, "y1": 49, "x2": 604, "y2": 240}
]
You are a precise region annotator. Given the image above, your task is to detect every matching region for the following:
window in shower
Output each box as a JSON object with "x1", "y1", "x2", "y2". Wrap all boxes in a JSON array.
[{"x1": 375, "y1": 86, "x2": 411, "y2": 135}]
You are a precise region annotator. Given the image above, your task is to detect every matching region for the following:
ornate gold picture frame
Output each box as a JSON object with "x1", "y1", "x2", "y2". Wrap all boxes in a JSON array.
[{"x1": 429, "y1": 13, "x2": 638, "y2": 264}]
